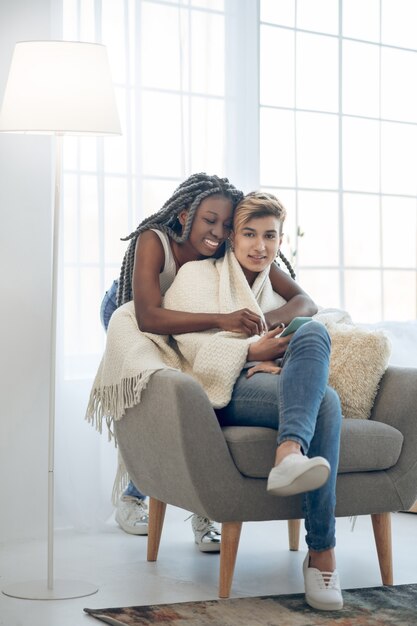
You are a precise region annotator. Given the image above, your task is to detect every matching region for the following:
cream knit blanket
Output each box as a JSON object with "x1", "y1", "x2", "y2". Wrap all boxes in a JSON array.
[
  {"x1": 86, "y1": 250, "x2": 286, "y2": 435},
  {"x1": 86, "y1": 250, "x2": 391, "y2": 440}
]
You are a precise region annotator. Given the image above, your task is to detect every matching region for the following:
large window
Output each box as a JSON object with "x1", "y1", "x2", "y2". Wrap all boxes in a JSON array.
[
  {"x1": 260, "y1": 0, "x2": 417, "y2": 322},
  {"x1": 62, "y1": 0, "x2": 228, "y2": 378},
  {"x1": 62, "y1": 0, "x2": 417, "y2": 379}
]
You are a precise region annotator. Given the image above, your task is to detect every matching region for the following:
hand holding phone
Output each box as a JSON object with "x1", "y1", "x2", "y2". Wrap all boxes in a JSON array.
[{"x1": 280, "y1": 316, "x2": 313, "y2": 337}]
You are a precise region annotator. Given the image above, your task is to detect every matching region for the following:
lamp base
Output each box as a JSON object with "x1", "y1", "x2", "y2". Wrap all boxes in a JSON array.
[{"x1": 2, "y1": 579, "x2": 98, "y2": 600}]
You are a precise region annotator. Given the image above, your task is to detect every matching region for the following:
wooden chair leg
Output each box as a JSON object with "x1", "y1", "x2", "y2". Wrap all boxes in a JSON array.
[
  {"x1": 219, "y1": 521, "x2": 242, "y2": 598},
  {"x1": 288, "y1": 519, "x2": 301, "y2": 551},
  {"x1": 147, "y1": 497, "x2": 167, "y2": 562},
  {"x1": 371, "y1": 512, "x2": 393, "y2": 585}
]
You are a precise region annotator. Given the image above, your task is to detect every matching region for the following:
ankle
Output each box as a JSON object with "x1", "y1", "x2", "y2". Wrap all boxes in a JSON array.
[
  {"x1": 308, "y1": 549, "x2": 336, "y2": 573},
  {"x1": 275, "y1": 441, "x2": 302, "y2": 466}
]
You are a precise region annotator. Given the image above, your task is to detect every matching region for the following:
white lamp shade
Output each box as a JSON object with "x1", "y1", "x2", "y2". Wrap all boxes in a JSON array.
[{"x1": 0, "y1": 41, "x2": 121, "y2": 135}]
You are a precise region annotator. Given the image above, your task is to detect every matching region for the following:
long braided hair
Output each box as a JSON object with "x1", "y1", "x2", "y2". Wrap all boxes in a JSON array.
[{"x1": 117, "y1": 173, "x2": 244, "y2": 306}]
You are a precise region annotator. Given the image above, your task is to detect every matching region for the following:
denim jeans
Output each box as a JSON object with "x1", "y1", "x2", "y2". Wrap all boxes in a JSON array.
[
  {"x1": 216, "y1": 321, "x2": 342, "y2": 552},
  {"x1": 101, "y1": 279, "x2": 146, "y2": 501},
  {"x1": 100, "y1": 279, "x2": 119, "y2": 332}
]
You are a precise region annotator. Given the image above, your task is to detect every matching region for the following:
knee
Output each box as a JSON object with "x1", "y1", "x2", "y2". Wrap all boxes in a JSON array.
[{"x1": 293, "y1": 320, "x2": 330, "y2": 347}]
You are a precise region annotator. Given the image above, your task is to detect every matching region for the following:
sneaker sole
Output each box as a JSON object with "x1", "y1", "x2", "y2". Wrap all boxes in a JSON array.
[
  {"x1": 305, "y1": 594, "x2": 344, "y2": 611},
  {"x1": 267, "y1": 459, "x2": 330, "y2": 496},
  {"x1": 195, "y1": 540, "x2": 221, "y2": 553},
  {"x1": 115, "y1": 516, "x2": 149, "y2": 536}
]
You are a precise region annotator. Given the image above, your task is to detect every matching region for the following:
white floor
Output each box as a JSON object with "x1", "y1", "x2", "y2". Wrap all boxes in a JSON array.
[{"x1": 1, "y1": 507, "x2": 416, "y2": 626}]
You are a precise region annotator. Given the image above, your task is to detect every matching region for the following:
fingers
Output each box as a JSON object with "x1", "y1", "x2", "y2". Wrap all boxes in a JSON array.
[
  {"x1": 265, "y1": 324, "x2": 285, "y2": 339},
  {"x1": 246, "y1": 364, "x2": 281, "y2": 378},
  {"x1": 240, "y1": 309, "x2": 266, "y2": 336}
]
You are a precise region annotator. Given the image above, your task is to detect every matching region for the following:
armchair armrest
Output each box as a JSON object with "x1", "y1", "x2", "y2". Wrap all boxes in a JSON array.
[{"x1": 371, "y1": 366, "x2": 417, "y2": 509}]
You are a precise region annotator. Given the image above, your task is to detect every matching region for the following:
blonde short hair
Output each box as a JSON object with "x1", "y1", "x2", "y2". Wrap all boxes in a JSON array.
[{"x1": 233, "y1": 191, "x2": 286, "y2": 234}]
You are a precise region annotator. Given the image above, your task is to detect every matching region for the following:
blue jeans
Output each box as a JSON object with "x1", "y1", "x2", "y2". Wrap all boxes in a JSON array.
[
  {"x1": 101, "y1": 279, "x2": 146, "y2": 501},
  {"x1": 216, "y1": 321, "x2": 342, "y2": 552},
  {"x1": 100, "y1": 279, "x2": 119, "y2": 332}
]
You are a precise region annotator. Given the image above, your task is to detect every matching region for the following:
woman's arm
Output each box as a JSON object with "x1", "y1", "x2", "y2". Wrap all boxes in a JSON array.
[
  {"x1": 132, "y1": 231, "x2": 264, "y2": 336},
  {"x1": 265, "y1": 263, "x2": 318, "y2": 329}
]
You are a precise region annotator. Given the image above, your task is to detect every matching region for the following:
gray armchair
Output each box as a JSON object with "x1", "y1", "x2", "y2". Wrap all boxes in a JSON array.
[{"x1": 115, "y1": 366, "x2": 417, "y2": 598}]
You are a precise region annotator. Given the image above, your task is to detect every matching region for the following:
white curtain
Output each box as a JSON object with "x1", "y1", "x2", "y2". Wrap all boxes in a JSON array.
[{"x1": 56, "y1": 0, "x2": 257, "y2": 529}]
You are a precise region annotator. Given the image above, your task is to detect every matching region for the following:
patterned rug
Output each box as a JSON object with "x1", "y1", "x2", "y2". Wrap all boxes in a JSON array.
[{"x1": 84, "y1": 583, "x2": 417, "y2": 625}]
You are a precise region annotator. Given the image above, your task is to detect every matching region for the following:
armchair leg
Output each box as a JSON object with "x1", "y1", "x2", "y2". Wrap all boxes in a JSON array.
[
  {"x1": 147, "y1": 497, "x2": 167, "y2": 562},
  {"x1": 219, "y1": 521, "x2": 242, "y2": 598},
  {"x1": 371, "y1": 512, "x2": 393, "y2": 585},
  {"x1": 288, "y1": 519, "x2": 301, "y2": 551}
]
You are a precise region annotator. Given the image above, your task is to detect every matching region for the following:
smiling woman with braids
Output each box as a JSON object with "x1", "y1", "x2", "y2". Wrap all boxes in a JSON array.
[{"x1": 97, "y1": 173, "x2": 317, "y2": 552}]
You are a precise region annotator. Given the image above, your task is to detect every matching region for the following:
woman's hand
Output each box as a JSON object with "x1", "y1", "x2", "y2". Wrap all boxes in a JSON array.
[
  {"x1": 218, "y1": 309, "x2": 267, "y2": 337},
  {"x1": 246, "y1": 360, "x2": 282, "y2": 378},
  {"x1": 247, "y1": 325, "x2": 291, "y2": 361}
]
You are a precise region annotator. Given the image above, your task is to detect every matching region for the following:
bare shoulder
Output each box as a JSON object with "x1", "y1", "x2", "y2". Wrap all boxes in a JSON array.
[{"x1": 134, "y1": 229, "x2": 166, "y2": 271}]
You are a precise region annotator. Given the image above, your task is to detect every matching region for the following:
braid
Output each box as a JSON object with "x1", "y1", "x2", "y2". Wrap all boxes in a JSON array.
[
  {"x1": 277, "y1": 251, "x2": 296, "y2": 280},
  {"x1": 117, "y1": 173, "x2": 244, "y2": 306}
]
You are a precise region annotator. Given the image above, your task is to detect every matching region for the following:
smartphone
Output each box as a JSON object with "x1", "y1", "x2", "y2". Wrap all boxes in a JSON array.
[{"x1": 280, "y1": 316, "x2": 313, "y2": 337}]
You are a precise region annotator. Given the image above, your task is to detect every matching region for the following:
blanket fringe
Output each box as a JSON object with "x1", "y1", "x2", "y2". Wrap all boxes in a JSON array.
[{"x1": 85, "y1": 371, "x2": 155, "y2": 442}]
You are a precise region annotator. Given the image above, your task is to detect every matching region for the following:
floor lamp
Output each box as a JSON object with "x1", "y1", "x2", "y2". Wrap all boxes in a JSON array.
[{"x1": 0, "y1": 41, "x2": 121, "y2": 600}]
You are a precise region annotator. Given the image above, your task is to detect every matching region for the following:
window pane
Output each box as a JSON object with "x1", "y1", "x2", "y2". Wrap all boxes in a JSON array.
[
  {"x1": 343, "y1": 0, "x2": 380, "y2": 42},
  {"x1": 64, "y1": 268, "x2": 102, "y2": 357},
  {"x1": 343, "y1": 41, "x2": 379, "y2": 117},
  {"x1": 297, "y1": 33, "x2": 338, "y2": 112},
  {"x1": 260, "y1": 25, "x2": 294, "y2": 108},
  {"x1": 63, "y1": 174, "x2": 78, "y2": 264},
  {"x1": 260, "y1": 108, "x2": 295, "y2": 187},
  {"x1": 297, "y1": 191, "x2": 339, "y2": 266},
  {"x1": 141, "y1": 179, "x2": 181, "y2": 220},
  {"x1": 102, "y1": 0, "x2": 126, "y2": 83},
  {"x1": 80, "y1": 0, "x2": 95, "y2": 41},
  {"x1": 297, "y1": 0, "x2": 339, "y2": 35},
  {"x1": 191, "y1": 97, "x2": 225, "y2": 174},
  {"x1": 297, "y1": 112, "x2": 339, "y2": 189},
  {"x1": 191, "y1": 11, "x2": 224, "y2": 96},
  {"x1": 261, "y1": 188, "x2": 297, "y2": 269},
  {"x1": 381, "y1": 48, "x2": 417, "y2": 123},
  {"x1": 191, "y1": 0, "x2": 224, "y2": 10},
  {"x1": 381, "y1": 0, "x2": 417, "y2": 50},
  {"x1": 343, "y1": 194, "x2": 381, "y2": 267},
  {"x1": 141, "y1": 4, "x2": 187, "y2": 91},
  {"x1": 79, "y1": 175, "x2": 99, "y2": 264},
  {"x1": 260, "y1": 0, "x2": 295, "y2": 27},
  {"x1": 63, "y1": 0, "x2": 78, "y2": 40},
  {"x1": 297, "y1": 269, "x2": 340, "y2": 309},
  {"x1": 63, "y1": 137, "x2": 78, "y2": 171},
  {"x1": 344, "y1": 269, "x2": 382, "y2": 322},
  {"x1": 141, "y1": 92, "x2": 185, "y2": 177},
  {"x1": 343, "y1": 117, "x2": 379, "y2": 193},
  {"x1": 383, "y1": 271, "x2": 417, "y2": 320},
  {"x1": 381, "y1": 122, "x2": 417, "y2": 196},
  {"x1": 79, "y1": 137, "x2": 97, "y2": 172},
  {"x1": 382, "y1": 196, "x2": 417, "y2": 267},
  {"x1": 104, "y1": 178, "x2": 129, "y2": 265}
]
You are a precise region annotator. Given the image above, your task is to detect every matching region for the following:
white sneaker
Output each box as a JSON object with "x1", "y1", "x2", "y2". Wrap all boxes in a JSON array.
[
  {"x1": 191, "y1": 515, "x2": 221, "y2": 553},
  {"x1": 303, "y1": 554, "x2": 343, "y2": 611},
  {"x1": 267, "y1": 453, "x2": 330, "y2": 496},
  {"x1": 115, "y1": 496, "x2": 149, "y2": 535}
]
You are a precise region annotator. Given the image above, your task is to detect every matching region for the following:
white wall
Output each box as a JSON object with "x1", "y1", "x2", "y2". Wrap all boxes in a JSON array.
[{"x1": 0, "y1": 0, "x2": 54, "y2": 542}]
